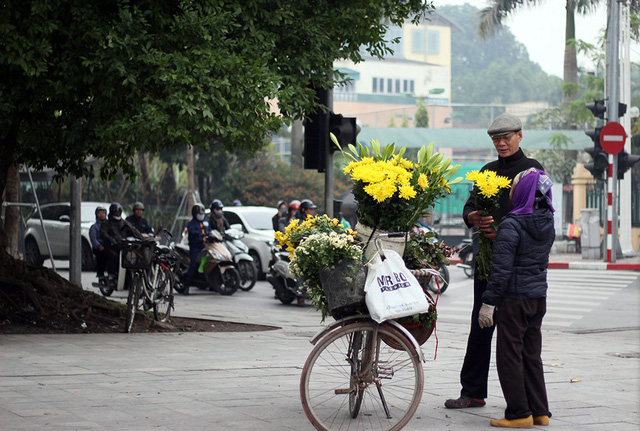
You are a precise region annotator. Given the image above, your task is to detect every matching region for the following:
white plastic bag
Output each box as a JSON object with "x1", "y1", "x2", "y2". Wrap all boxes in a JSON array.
[{"x1": 364, "y1": 249, "x2": 430, "y2": 323}]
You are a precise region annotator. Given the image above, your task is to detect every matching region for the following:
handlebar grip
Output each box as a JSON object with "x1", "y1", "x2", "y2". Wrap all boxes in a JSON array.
[{"x1": 386, "y1": 232, "x2": 406, "y2": 238}]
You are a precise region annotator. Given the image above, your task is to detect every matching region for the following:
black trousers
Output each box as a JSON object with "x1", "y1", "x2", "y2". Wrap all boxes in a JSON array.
[
  {"x1": 93, "y1": 248, "x2": 106, "y2": 276},
  {"x1": 496, "y1": 298, "x2": 551, "y2": 420},
  {"x1": 459, "y1": 276, "x2": 495, "y2": 399}
]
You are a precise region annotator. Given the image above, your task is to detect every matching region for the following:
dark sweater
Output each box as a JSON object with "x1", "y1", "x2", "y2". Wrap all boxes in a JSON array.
[
  {"x1": 482, "y1": 207, "x2": 555, "y2": 305},
  {"x1": 463, "y1": 149, "x2": 543, "y2": 228}
]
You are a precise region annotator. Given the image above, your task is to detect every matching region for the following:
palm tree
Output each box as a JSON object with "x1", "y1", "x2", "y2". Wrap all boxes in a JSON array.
[{"x1": 478, "y1": 0, "x2": 638, "y2": 106}]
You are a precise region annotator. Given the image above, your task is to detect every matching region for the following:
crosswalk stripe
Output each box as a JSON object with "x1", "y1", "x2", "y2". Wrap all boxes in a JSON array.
[
  {"x1": 545, "y1": 313, "x2": 583, "y2": 320},
  {"x1": 550, "y1": 298, "x2": 599, "y2": 306},
  {"x1": 547, "y1": 306, "x2": 593, "y2": 312}
]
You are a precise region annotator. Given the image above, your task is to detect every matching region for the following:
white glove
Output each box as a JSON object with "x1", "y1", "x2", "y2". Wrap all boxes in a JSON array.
[{"x1": 478, "y1": 304, "x2": 495, "y2": 328}]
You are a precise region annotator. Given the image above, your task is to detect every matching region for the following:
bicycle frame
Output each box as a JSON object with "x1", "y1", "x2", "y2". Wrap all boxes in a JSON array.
[{"x1": 309, "y1": 315, "x2": 426, "y2": 363}]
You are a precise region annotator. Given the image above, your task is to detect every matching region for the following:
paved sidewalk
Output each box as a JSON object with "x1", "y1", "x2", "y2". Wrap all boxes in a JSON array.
[{"x1": 1, "y1": 305, "x2": 639, "y2": 430}]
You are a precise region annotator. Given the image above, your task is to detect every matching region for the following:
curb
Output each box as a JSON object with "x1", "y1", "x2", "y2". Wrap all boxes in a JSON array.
[{"x1": 450, "y1": 258, "x2": 640, "y2": 271}]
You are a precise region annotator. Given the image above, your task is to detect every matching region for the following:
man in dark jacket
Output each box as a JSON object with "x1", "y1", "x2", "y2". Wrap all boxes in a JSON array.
[
  {"x1": 125, "y1": 202, "x2": 154, "y2": 236},
  {"x1": 479, "y1": 168, "x2": 554, "y2": 428},
  {"x1": 445, "y1": 113, "x2": 544, "y2": 410},
  {"x1": 89, "y1": 206, "x2": 107, "y2": 281},
  {"x1": 100, "y1": 203, "x2": 136, "y2": 281}
]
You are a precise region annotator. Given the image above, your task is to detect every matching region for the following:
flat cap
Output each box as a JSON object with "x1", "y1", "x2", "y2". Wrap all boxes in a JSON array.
[{"x1": 487, "y1": 113, "x2": 522, "y2": 136}]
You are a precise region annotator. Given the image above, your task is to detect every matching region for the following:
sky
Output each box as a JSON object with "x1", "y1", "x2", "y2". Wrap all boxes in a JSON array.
[{"x1": 436, "y1": 0, "x2": 622, "y2": 78}]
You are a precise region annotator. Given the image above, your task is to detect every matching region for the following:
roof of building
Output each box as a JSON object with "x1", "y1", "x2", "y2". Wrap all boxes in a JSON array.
[{"x1": 357, "y1": 127, "x2": 593, "y2": 150}]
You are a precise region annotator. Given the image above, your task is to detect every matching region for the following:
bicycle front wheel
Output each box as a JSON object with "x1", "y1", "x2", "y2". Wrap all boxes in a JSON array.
[
  {"x1": 153, "y1": 265, "x2": 174, "y2": 322},
  {"x1": 124, "y1": 273, "x2": 141, "y2": 333},
  {"x1": 300, "y1": 321, "x2": 424, "y2": 431}
]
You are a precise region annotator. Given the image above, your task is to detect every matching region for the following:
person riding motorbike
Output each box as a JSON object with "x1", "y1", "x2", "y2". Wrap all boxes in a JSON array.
[
  {"x1": 89, "y1": 206, "x2": 107, "y2": 282},
  {"x1": 125, "y1": 201, "x2": 154, "y2": 236},
  {"x1": 209, "y1": 199, "x2": 230, "y2": 234},
  {"x1": 184, "y1": 203, "x2": 211, "y2": 295},
  {"x1": 278, "y1": 199, "x2": 300, "y2": 232},
  {"x1": 100, "y1": 203, "x2": 138, "y2": 283},
  {"x1": 272, "y1": 200, "x2": 287, "y2": 231},
  {"x1": 296, "y1": 199, "x2": 317, "y2": 221}
]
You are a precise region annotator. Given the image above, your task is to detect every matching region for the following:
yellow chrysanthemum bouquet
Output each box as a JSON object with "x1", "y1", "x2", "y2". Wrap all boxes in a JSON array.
[
  {"x1": 465, "y1": 170, "x2": 512, "y2": 280},
  {"x1": 336, "y1": 136, "x2": 462, "y2": 233}
]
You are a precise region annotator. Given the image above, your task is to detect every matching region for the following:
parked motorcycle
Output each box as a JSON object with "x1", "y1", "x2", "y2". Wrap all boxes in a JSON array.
[
  {"x1": 413, "y1": 220, "x2": 451, "y2": 294},
  {"x1": 456, "y1": 238, "x2": 475, "y2": 278},
  {"x1": 266, "y1": 243, "x2": 299, "y2": 305},
  {"x1": 172, "y1": 230, "x2": 240, "y2": 295},
  {"x1": 224, "y1": 228, "x2": 257, "y2": 291}
]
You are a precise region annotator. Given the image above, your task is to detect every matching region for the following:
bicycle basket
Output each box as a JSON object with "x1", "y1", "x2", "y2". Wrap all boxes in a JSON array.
[
  {"x1": 122, "y1": 240, "x2": 155, "y2": 269},
  {"x1": 318, "y1": 258, "x2": 368, "y2": 320}
]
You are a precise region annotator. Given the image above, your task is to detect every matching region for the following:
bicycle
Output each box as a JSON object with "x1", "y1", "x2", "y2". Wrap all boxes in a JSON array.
[
  {"x1": 300, "y1": 233, "x2": 426, "y2": 431},
  {"x1": 123, "y1": 237, "x2": 175, "y2": 333}
]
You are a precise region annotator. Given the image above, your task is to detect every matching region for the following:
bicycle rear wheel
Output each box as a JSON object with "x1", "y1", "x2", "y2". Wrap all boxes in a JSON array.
[
  {"x1": 125, "y1": 272, "x2": 141, "y2": 333},
  {"x1": 153, "y1": 265, "x2": 174, "y2": 322},
  {"x1": 300, "y1": 321, "x2": 423, "y2": 431}
]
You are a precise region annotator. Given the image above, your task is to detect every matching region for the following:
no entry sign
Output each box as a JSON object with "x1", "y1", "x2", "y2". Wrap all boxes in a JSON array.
[{"x1": 600, "y1": 121, "x2": 626, "y2": 155}]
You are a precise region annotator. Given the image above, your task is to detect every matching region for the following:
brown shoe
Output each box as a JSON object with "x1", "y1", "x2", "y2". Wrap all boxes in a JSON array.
[
  {"x1": 533, "y1": 415, "x2": 549, "y2": 426},
  {"x1": 490, "y1": 416, "x2": 533, "y2": 428}
]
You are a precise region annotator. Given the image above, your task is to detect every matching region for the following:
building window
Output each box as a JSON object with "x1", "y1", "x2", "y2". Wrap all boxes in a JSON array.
[
  {"x1": 403, "y1": 80, "x2": 408, "y2": 93},
  {"x1": 411, "y1": 29, "x2": 424, "y2": 53},
  {"x1": 387, "y1": 79, "x2": 393, "y2": 94},
  {"x1": 395, "y1": 79, "x2": 400, "y2": 93},
  {"x1": 427, "y1": 29, "x2": 440, "y2": 54},
  {"x1": 379, "y1": 78, "x2": 384, "y2": 93},
  {"x1": 372, "y1": 77, "x2": 377, "y2": 93},
  {"x1": 410, "y1": 80, "x2": 415, "y2": 94}
]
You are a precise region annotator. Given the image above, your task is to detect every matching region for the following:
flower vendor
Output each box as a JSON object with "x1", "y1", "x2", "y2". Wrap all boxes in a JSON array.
[{"x1": 445, "y1": 113, "x2": 545, "y2": 412}]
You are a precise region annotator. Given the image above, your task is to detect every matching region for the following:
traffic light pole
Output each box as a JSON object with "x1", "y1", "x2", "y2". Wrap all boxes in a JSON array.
[
  {"x1": 324, "y1": 89, "x2": 334, "y2": 218},
  {"x1": 605, "y1": 0, "x2": 620, "y2": 263}
]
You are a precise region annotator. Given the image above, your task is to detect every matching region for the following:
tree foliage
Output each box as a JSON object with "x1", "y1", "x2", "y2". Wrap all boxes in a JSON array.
[
  {"x1": 414, "y1": 97, "x2": 429, "y2": 128},
  {"x1": 437, "y1": 4, "x2": 562, "y2": 127},
  {"x1": 0, "y1": 0, "x2": 433, "y2": 206}
]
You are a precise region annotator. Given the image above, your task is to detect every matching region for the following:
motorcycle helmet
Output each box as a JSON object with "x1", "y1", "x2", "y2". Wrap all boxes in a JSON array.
[
  {"x1": 133, "y1": 202, "x2": 144, "y2": 211},
  {"x1": 300, "y1": 199, "x2": 317, "y2": 210},
  {"x1": 95, "y1": 206, "x2": 107, "y2": 216},
  {"x1": 288, "y1": 199, "x2": 301, "y2": 210},
  {"x1": 210, "y1": 199, "x2": 224, "y2": 212},
  {"x1": 108, "y1": 203, "x2": 123, "y2": 217},
  {"x1": 276, "y1": 200, "x2": 286, "y2": 209},
  {"x1": 191, "y1": 203, "x2": 205, "y2": 219}
]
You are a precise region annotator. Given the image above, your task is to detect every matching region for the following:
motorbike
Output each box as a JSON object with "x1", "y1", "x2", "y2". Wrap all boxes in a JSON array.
[
  {"x1": 413, "y1": 220, "x2": 451, "y2": 294},
  {"x1": 223, "y1": 228, "x2": 257, "y2": 291},
  {"x1": 456, "y1": 238, "x2": 475, "y2": 279},
  {"x1": 266, "y1": 243, "x2": 300, "y2": 305},
  {"x1": 172, "y1": 230, "x2": 240, "y2": 295},
  {"x1": 93, "y1": 248, "x2": 129, "y2": 297}
]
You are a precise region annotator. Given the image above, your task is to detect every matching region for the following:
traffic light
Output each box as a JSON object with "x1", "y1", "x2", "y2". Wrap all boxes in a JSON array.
[
  {"x1": 329, "y1": 113, "x2": 360, "y2": 153},
  {"x1": 586, "y1": 100, "x2": 606, "y2": 119},
  {"x1": 303, "y1": 88, "x2": 330, "y2": 172},
  {"x1": 584, "y1": 127, "x2": 608, "y2": 180},
  {"x1": 617, "y1": 150, "x2": 640, "y2": 180}
]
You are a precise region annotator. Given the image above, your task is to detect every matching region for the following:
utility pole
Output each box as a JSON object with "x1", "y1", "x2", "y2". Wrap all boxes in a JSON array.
[
  {"x1": 619, "y1": 0, "x2": 633, "y2": 254},
  {"x1": 605, "y1": 0, "x2": 620, "y2": 263},
  {"x1": 187, "y1": 145, "x2": 196, "y2": 210}
]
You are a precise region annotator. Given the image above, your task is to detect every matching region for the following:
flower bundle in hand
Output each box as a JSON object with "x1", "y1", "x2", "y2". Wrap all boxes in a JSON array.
[{"x1": 465, "y1": 170, "x2": 511, "y2": 281}]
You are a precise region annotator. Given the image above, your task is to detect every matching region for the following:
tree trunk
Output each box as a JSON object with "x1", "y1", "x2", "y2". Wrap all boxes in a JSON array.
[
  {"x1": 563, "y1": 0, "x2": 578, "y2": 105},
  {"x1": 3, "y1": 164, "x2": 20, "y2": 258},
  {"x1": 0, "y1": 124, "x2": 19, "y2": 258}
]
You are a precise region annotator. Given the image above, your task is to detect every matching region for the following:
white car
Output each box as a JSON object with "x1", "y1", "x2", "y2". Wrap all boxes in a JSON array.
[
  {"x1": 223, "y1": 206, "x2": 277, "y2": 276},
  {"x1": 23, "y1": 202, "x2": 125, "y2": 271}
]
